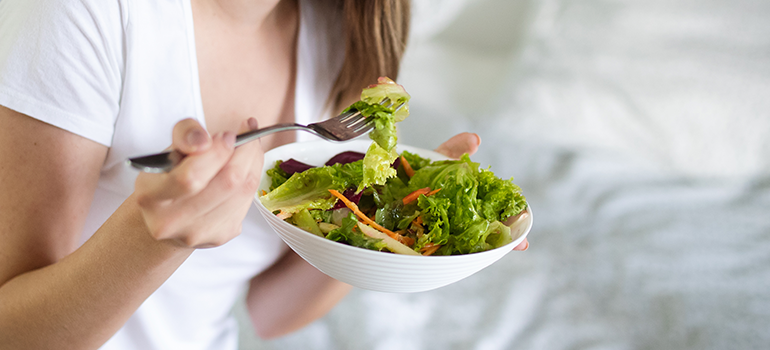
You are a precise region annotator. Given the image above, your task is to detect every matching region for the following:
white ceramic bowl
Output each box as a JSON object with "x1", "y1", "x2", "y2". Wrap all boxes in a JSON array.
[{"x1": 254, "y1": 140, "x2": 533, "y2": 293}]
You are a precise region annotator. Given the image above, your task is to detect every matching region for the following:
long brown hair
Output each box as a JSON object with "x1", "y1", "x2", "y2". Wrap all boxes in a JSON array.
[{"x1": 329, "y1": 0, "x2": 411, "y2": 112}]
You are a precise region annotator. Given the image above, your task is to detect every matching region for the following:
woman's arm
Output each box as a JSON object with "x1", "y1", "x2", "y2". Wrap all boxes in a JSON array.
[
  {"x1": 0, "y1": 106, "x2": 191, "y2": 349},
  {"x1": 0, "y1": 107, "x2": 264, "y2": 349},
  {"x1": 245, "y1": 250, "x2": 353, "y2": 339}
]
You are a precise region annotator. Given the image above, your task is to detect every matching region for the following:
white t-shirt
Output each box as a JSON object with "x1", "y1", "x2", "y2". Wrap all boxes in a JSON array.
[{"x1": 0, "y1": 0, "x2": 344, "y2": 349}]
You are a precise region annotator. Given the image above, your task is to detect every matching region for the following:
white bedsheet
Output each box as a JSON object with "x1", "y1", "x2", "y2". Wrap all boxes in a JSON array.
[{"x1": 237, "y1": 0, "x2": 770, "y2": 349}]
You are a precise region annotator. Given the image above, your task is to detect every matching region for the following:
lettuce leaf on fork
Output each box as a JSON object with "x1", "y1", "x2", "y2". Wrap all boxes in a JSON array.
[{"x1": 343, "y1": 77, "x2": 410, "y2": 189}]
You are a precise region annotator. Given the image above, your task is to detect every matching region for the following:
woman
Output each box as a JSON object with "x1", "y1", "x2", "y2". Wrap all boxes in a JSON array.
[{"x1": 0, "y1": 0, "x2": 527, "y2": 349}]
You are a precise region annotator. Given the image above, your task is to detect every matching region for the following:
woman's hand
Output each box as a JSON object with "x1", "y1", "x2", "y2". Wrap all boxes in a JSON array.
[
  {"x1": 133, "y1": 118, "x2": 264, "y2": 248},
  {"x1": 434, "y1": 132, "x2": 529, "y2": 251}
]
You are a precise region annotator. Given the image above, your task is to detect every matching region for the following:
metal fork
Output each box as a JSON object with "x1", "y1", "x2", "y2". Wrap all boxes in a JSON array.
[{"x1": 127, "y1": 99, "x2": 399, "y2": 173}]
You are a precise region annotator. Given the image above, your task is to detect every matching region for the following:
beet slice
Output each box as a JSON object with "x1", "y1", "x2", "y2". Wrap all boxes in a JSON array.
[
  {"x1": 325, "y1": 151, "x2": 365, "y2": 166},
  {"x1": 391, "y1": 156, "x2": 401, "y2": 169},
  {"x1": 279, "y1": 159, "x2": 315, "y2": 175}
]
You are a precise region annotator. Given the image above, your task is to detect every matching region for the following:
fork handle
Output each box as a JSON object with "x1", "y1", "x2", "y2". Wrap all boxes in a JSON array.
[
  {"x1": 127, "y1": 123, "x2": 308, "y2": 173},
  {"x1": 234, "y1": 123, "x2": 306, "y2": 146}
]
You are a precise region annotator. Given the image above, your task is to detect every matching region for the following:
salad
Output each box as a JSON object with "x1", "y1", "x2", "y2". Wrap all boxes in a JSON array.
[{"x1": 259, "y1": 78, "x2": 527, "y2": 256}]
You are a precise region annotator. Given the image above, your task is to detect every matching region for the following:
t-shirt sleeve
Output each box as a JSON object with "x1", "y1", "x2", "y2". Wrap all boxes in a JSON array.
[{"x1": 0, "y1": 0, "x2": 126, "y2": 146}]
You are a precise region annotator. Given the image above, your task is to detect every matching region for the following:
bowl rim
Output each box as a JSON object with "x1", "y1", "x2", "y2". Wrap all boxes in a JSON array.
[{"x1": 255, "y1": 139, "x2": 533, "y2": 261}]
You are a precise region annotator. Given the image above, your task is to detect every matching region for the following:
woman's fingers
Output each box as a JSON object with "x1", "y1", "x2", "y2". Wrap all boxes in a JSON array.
[
  {"x1": 435, "y1": 132, "x2": 481, "y2": 159},
  {"x1": 512, "y1": 238, "x2": 529, "y2": 251},
  {"x1": 135, "y1": 118, "x2": 265, "y2": 247},
  {"x1": 137, "y1": 132, "x2": 236, "y2": 202},
  {"x1": 172, "y1": 118, "x2": 211, "y2": 154},
  {"x1": 166, "y1": 118, "x2": 212, "y2": 171},
  {"x1": 178, "y1": 120, "x2": 263, "y2": 216}
]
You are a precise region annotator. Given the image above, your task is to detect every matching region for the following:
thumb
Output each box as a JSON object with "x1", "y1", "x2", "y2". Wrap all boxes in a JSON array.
[
  {"x1": 435, "y1": 132, "x2": 481, "y2": 159},
  {"x1": 172, "y1": 118, "x2": 211, "y2": 155}
]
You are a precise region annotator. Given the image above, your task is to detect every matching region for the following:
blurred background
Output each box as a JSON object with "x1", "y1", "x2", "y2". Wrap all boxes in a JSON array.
[{"x1": 238, "y1": 0, "x2": 770, "y2": 349}]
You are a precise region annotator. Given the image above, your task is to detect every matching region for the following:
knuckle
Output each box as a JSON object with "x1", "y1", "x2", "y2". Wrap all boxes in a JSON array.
[
  {"x1": 220, "y1": 166, "x2": 246, "y2": 191},
  {"x1": 243, "y1": 173, "x2": 260, "y2": 193},
  {"x1": 171, "y1": 172, "x2": 203, "y2": 194}
]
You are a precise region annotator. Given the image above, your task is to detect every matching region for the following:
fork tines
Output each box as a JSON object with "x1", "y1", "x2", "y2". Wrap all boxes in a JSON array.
[
  {"x1": 348, "y1": 116, "x2": 374, "y2": 133},
  {"x1": 340, "y1": 97, "x2": 406, "y2": 133}
]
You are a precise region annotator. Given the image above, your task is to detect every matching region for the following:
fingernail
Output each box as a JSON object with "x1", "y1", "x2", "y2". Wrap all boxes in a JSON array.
[
  {"x1": 187, "y1": 129, "x2": 208, "y2": 149},
  {"x1": 223, "y1": 131, "x2": 236, "y2": 148},
  {"x1": 474, "y1": 133, "x2": 482, "y2": 146}
]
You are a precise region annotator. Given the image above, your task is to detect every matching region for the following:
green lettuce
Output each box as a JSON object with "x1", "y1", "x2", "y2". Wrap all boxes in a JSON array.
[
  {"x1": 414, "y1": 194, "x2": 451, "y2": 251},
  {"x1": 361, "y1": 142, "x2": 398, "y2": 190},
  {"x1": 346, "y1": 101, "x2": 399, "y2": 151},
  {"x1": 326, "y1": 213, "x2": 388, "y2": 252},
  {"x1": 360, "y1": 77, "x2": 410, "y2": 123},
  {"x1": 260, "y1": 161, "x2": 363, "y2": 215},
  {"x1": 342, "y1": 77, "x2": 411, "y2": 188},
  {"x1": 477, "y1": 168, "x2": 527, "y2": 223},
  {"x1": 408, "y1": 154, "x2": 526, "y2": 255},
  {"x1": 265, "y1": 161, "x2": 290, "y2": 191},
  {"x1": 290, "y1": 208, "x2": 323, "y2": 237}
]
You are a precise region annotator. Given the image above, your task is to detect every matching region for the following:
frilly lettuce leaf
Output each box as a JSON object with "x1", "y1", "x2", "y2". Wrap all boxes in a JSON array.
[
  {"x1": 361, "y1": 142, "x2": 398, "y2": 190},
  {"x1": 410, "y1": 154, "x2": 524, "y2": 255},
  {"x1": 400, "y1": 150, "x2": 431, "y2": 172},
  {"x1": 361, "y1": 77, "x2": 410, "y2": 122},
  {"x1": 477, "y1": 168, "x2": 527, "y2": 223},
  {"x1": 414, "y1": 194, "x2": 451, "y2": 251},
  {"x1": 340, "y1": 77, "x2": 410, "y2": 187},
  {"x1": 265, "y1": 161, "x2": 290, "y2": 191}
]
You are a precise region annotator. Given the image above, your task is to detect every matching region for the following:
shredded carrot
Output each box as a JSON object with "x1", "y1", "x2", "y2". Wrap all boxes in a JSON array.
[
  {"x1": 402, "y1": 187, "x2": 441, "y2": 205},
  {"x1": 400, "y1": 155, "x2": 415, "y2": 178},
  {"x1": 400, "y1": 236, "x2": 415, "y2": 247},
  {"x1": 261, "y1": 190, "x2": 267, "y2": 196},
  {"x1": 422, "y1": 246, "x2": 440, "y2": 256},
  {"x1": 420, "y1": 243, "x2": 440, "y2": 256},
  {"x1": 328, "y1": 189, "x2": 400, "y2": 240},
  {"x1": 420, "y1": 243, "x2": 436, "y2": 251},
  {"x1": 402, "y1": 187, "x2": 431, "y2": 205},
  {"x1": 413, "y1": 216, "x2": 423, "y2": 227},
  {"x1": 276, "y1": 210, "x2": 292, "y2": 220}
]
